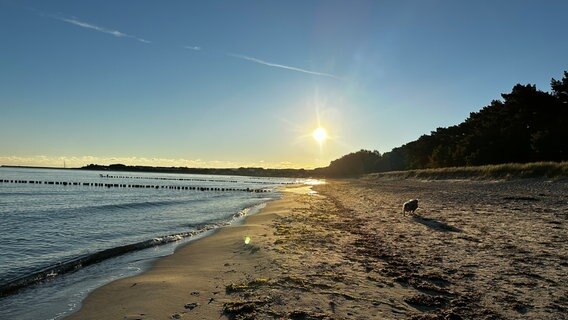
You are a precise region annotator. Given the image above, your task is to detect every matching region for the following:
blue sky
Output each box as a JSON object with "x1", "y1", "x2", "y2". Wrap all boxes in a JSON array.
[{"x1": 1, "y1": 0, "x2": 567, "y2": 168}]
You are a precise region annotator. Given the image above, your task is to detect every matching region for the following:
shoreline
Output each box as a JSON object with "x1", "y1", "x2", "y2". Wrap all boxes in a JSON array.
[
  {"x1": 0, "y1": 165, "x2": 291, "y2": 320},
  {"x1": 65, "y1": 184, "x2": 312, "y2": 320},
  {"x1": 66, "y1": 178, "x2": 567, "y2": 319},
  {"x1": 0, "y1": 201, "x2": 270, "y2": 300}
]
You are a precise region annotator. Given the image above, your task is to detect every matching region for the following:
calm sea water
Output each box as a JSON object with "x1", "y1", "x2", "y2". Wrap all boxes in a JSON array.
[{"x1": 0, "y1": 167, "x2": 296, "y2": 319}]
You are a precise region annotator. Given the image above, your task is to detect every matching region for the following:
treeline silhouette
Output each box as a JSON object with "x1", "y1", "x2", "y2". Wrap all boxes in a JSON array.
[{"x1": 315, "y1": 71, "x2": 568, "y2": 177}]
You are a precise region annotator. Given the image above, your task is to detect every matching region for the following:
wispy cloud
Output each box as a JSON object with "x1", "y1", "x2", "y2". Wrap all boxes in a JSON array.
[
  {"x1": 40, "y1": 11, "x2": 341, "y2": 79},
  {"x1": 227, "y1": 53, "x2": 340, "y2": 79},
  {"x1": 183, "y1": 45, "x2": 201, "y2": 51},
  {"x1": 51, "y1": 15, "x2": 151, "y2": 44}
]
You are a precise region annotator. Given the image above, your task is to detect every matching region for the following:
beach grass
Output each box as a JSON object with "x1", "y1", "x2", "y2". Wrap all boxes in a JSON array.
[{"x1": 366, "y1": 161, "x2": 568, "y2": 180}]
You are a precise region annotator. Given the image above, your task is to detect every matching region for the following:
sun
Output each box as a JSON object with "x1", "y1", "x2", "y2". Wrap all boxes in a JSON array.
[{"x1": 312, "y1": 127, "x2": 328, "y2": 143}]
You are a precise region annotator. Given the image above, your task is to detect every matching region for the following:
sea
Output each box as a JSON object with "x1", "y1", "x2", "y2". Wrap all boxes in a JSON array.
[{"x1": 0, "y1": 167, "x2": 300, "y2": 319}]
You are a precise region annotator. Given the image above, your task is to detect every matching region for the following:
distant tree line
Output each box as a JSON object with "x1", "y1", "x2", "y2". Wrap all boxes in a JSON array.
[
  {"x1": 315, "y1": 71, "x2": 568, "y2": 177},
  {"x1": 81, "y1": 163, "x2": 310, "y2": 178}
]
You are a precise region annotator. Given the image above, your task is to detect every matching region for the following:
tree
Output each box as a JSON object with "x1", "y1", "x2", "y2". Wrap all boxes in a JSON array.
[
  {"x1": 318, "y1": 70, "x2": 568, "y2": 177},
  {"x1": 551, "y1": 71, "x2": 568, "y2": 104},
  {"x1": 323, "y1": 149, "x2": 382, "y2": 177}
]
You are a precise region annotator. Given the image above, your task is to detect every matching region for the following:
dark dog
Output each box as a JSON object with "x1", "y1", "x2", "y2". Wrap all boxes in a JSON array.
[{"x1": 402, "y1": 199, "x2": 419, "y2": 214}]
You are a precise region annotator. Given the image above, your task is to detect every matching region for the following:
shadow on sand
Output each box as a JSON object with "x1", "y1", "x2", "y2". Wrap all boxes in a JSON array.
[{"x1": 412, "y1": 216, "x2": 462, "y2": 233}]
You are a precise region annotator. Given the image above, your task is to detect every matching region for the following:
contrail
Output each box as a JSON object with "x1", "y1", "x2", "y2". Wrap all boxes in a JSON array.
[
  {"x1": 51, "y1": 15, "x2": 151, "y2": 44},
  {"x1": 183, "y1": 45, "x2": 202, "y2": 51},
  {"x1": 39, "y1": 11, "x2": 342, "y2": 79},
  {"x1": 227, "y1": 53, "x2": 340, "y2": 79}
]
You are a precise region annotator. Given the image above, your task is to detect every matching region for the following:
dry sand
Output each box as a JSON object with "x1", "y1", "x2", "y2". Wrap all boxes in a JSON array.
[{"x1": 67, "y1": 179, "x2": 567, "y2": 320}]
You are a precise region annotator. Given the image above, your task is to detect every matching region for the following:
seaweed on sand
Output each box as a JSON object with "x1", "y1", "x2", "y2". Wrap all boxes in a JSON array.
[
  {"x1": 225, "y1": 278, "x2": 271, "y2": 293},
  {"x1": 222, "y1": 297, "x2": 272, "y2": 320}
]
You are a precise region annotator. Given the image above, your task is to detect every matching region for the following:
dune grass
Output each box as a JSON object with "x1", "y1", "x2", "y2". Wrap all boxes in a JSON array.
[{"x1": 365, "y1": 162, "x2": 568, "y2": 180}]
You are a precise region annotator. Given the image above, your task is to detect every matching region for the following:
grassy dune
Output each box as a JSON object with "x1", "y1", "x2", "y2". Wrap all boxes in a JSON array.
[{"x1": 366, "y1": 162, "x2": 568, "y2": 180}]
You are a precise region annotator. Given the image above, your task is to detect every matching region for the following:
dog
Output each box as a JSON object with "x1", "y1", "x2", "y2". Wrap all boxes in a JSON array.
[{"x1": 402, "y1": 199, "x2": 419, "y2": 215}]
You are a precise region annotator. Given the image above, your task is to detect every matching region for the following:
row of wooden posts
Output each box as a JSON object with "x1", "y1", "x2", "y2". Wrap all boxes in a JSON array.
[{"x1": 0, "y1": 179, "x2": 272, "y2": 193}]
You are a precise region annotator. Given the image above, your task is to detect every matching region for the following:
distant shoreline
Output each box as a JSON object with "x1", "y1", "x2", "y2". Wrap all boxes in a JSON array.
[
  {"x1": 3, "y1": 161, "x2": 566, "y2": 180},
  {"x1": 0, "y1": 164, "x2": 313, "y2": 178},
  {"x1": 1, "y1": 165, "x2": 77, "y2": 170}
]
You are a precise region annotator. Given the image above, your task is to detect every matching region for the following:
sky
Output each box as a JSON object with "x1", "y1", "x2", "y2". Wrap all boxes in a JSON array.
[{"x1": 1, "y1": 0, "x2": 567, "y2": 169}]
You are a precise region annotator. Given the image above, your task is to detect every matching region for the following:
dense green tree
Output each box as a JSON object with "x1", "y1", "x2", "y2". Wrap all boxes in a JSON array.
[
  {"x1": 320, "y1": 149, "x2": 382, "y2": 177},
  {"x1": 551, "y1": 71, "x2": 568, "y2": 104},
  {"x1": 318, "y1": 70, "x2": 568, "y2": 177}
]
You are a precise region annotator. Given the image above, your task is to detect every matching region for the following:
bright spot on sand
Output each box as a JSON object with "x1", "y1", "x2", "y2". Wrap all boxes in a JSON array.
[
  {"x1": 312, "y1": 127, "x2": 328, "y2": 143},
  {"x1": 303, "y1": 178, "x2": 325, "y2": 185},
  {"x1": 244, "y1": 236, "x2": 251, "y2": 245}
]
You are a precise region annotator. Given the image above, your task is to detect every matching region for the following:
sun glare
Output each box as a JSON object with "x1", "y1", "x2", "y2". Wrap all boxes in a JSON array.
[{"x1": 312, "y1": 127, "x2": 328, "y2": 143}]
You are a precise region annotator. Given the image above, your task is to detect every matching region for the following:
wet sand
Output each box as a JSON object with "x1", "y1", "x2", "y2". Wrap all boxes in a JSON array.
[{"x1": 67, "y1": 179, "x2": 567, "y2": 319}]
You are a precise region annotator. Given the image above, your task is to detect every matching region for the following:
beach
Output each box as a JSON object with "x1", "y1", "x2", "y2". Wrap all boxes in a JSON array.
[{"x1": 67, "y1": 179, "x2": 567, "y2": 319}]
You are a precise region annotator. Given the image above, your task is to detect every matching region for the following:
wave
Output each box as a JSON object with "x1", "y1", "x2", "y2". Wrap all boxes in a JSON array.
[
  {"x1": 0, "y1": 201, "x2": 270, "y2": 298},
  {"x1": 13, "y1": 198, "x2": 203, "y2": 218},
  {"x1": 87, "y1": 199, "x2": 201, "y2": 211},
  {"x1": 0, "y1": 226, "x2": 212, "y2": 298},
  {"x1": 0, "y1": 192, "x2": 57, "y2": 196}
]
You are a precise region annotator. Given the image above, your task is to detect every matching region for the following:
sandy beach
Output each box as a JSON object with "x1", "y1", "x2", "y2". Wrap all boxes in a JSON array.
[{"x1": 67, "y1": 179, "x2": 567, "y2": 320}]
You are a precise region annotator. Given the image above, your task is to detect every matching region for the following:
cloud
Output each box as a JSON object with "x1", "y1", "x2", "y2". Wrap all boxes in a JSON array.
[
  {"x1": 227, "y1": 53, "x2": 340, "y2": 79},
  {"x1": 51, "y1": 15, "x2": 151, "y2": 44},
  {"x1": 183, "y1": 45, "x2": 201, "y2": 51}
]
